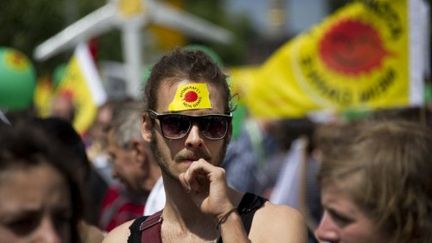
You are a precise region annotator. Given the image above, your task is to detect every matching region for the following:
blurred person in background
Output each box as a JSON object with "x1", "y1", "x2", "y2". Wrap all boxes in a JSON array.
[
  {"x1": 0, "y1": 121, "x2": 83, "y2": 243},
  {"x1": 315, "y1": 120, "x2": 432, "y2": 243},
  {"x1": 99, "y1": 101, "x2": 165, "y2": 231},
  {"x1": 88, "y1": 100, "x2": 145, "y2": 232},
  {"x1": 28, "y1": 117, "x2": 107, "y2": 243},
  {"x1": 86, "y1": 100, "x2": 121, "y2": 186},
  {"x1": 107, "y1": 101, "x2": 164, "y2": 215},
  {"x1": 223, "y1": 117, "x2": 281, "y2": 195}
]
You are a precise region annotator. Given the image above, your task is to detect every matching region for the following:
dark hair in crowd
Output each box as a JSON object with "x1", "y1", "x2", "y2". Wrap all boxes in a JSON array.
[
  {"x1": 30, "y1": 117, "x2": 91, "y2": 179},
  {"x1": 144, "y1": 48, "x2": 233, "y2": 113},
  {"x1": 29, "y1": 117, "x2": 108, "y2": 224},
  {"x1": 0, "y1": 122, "x2": 83, "y2": 243}
]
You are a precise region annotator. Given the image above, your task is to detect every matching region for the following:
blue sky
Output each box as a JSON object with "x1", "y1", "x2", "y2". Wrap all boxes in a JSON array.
[{"x1": 225, "y1": 0, "x2": 329, "y2": 35}]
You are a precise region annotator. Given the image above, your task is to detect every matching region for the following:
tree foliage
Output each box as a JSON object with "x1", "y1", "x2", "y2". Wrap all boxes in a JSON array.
[
  {"x1": 0, "y1": 0, "x2": 105, "y2": 73},
  {"x1": 0, "y1": 0, "x2": 255, "y2": 72}
]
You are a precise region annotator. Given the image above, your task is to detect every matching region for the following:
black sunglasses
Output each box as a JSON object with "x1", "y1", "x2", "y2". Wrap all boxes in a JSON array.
[{"x1": 148, "y1": 110, "x2": 232, "y2": 140}]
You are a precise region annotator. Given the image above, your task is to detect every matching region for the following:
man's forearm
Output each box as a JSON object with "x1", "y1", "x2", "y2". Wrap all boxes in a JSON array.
[{"x1": 219, "y1": 211, "x2": 251, "y2": 243}]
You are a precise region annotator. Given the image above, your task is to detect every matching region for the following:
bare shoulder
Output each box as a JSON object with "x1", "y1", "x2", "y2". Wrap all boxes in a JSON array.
[
  {"x1": 79, "y1": 221, "x2": 105, "y2": 243},
  {"x1": 249, "y1": 202, "x2": 307, "y2": 243},
  {"x1": 102, "y1": 220, "x2": 134, "y2": 243}
]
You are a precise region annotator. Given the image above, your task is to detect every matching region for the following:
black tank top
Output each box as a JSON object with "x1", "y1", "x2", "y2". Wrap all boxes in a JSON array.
[{"x1": 128, "y1": 192, "x2": 267, "y2": 243}]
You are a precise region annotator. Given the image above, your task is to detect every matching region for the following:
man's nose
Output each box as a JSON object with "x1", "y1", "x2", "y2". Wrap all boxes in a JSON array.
[
  {"x1": 315, "y1": 212, "x2": 339, "y2": 242},
  {"x1": 34, "y1": 216, "x2": 62, "y2": 243},
  {"x1": 185, "y1": 124, "x2": 204, "y2": 148}
]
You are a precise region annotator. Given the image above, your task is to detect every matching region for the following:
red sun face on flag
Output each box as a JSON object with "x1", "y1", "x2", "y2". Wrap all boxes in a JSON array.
[
  {"x1": 184, "y1": 91, "x2": 198, "y2": 103},
  {"x1": 319, "y1": 19, "x2": 393, "y2": 75}
]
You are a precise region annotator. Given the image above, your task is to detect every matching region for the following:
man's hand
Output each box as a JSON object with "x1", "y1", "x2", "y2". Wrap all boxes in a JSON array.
[{"x1": 179, "y1": 159, "x2": 235, "y2": 219}]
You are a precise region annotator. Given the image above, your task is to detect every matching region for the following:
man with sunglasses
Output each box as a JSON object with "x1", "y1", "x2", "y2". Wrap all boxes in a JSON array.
[{"x1": 103, "y1": 49, "x2": 306, "y2": 242}]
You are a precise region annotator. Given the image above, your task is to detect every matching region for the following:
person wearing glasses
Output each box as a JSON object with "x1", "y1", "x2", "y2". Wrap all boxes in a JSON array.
[
  {"x1": 0, "y1": 121, "x2": 83, "y2": 243},
  {"x1": 103, "y1": 49, "x2": 306, "y2": 242}
]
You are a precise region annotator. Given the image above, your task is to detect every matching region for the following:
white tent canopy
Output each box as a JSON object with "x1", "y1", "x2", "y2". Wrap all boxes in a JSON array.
[{"x1": 34, "y1": 0, "x2": 233, "y2": 98}]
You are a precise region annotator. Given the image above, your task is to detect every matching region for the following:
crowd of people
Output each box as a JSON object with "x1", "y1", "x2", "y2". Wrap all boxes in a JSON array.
[{"x1": 1, "y1": 48, "x2": 432, "y2": 243}]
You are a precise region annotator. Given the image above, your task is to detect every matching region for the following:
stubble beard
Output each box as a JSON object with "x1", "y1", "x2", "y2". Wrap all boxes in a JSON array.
[
  {"x1": 149, "y1": 130, "x2": 230, "y2": 181},
  {"x1": 150, "y1": 131, "x2": 178, "y2": 181}
]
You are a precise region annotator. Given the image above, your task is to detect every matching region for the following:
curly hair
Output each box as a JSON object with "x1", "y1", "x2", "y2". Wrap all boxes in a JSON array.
[{"x1": 143, "y1": 48, "x2": 233, "y2": 114}]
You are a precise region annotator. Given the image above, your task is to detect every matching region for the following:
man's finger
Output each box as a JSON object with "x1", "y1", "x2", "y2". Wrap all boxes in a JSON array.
[{"x1": 179, "y1": 173, "x2": 191, "y2": 192}]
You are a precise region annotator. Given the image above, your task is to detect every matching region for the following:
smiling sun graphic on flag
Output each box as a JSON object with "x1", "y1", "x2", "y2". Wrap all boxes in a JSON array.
[{"x1": 319, "y1": 19, "x2": 394, "y2": 76}]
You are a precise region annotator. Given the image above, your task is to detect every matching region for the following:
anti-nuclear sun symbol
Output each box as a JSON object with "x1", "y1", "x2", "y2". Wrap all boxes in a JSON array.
[{"x1": 319, "y1": 19, "x2": 393, "y2": 76}]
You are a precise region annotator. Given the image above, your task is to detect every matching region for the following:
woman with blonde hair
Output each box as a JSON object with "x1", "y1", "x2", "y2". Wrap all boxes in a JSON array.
[{"x1": 315, "y1": 120, "x2": 432, "y2": 243}]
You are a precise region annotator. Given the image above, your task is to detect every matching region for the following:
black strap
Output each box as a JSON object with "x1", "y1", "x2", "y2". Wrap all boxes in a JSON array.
[
  {"x1": 129, "y1": 193, "x2": 266, "y2": 243},
  {"x1": 238, "y1": 193, "x2": 267, "y2": 233},
  {"x1": 128, "y1": 215, "x2": 149, "y2": 243},
  {"x1": 128, "y1": 211, "x2": 163, "y2": 243},
  {"x1": 217, "y1": 193, "x2": 267, "y2": 243}
]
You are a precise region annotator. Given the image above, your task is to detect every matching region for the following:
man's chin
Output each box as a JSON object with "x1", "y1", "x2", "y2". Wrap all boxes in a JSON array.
[{"x1": 125, "y1": 185, "x2": 146, "y2": 197}]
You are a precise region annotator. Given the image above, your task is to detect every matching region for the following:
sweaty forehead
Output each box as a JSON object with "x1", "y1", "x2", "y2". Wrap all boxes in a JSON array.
[{"x1": 156, "y1": 80, "x2": 225, "y2": 113}]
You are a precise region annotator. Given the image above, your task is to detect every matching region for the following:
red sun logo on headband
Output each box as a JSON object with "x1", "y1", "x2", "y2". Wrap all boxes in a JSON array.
[
  {"x1": 184, "y1": 91, "x2": 198, "y2": 103},
  {"x1": 319, "y1": 19, "x2": 393, "y2": 76}
]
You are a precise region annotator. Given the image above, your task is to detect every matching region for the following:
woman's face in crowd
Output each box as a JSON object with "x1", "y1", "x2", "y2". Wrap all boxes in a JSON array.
[
  {"x1": 0, "y1": 164, "x2": 73, "y2": 243},
  {"x1": 315, "y1": 183, "x2": 387, "y2": 243}
]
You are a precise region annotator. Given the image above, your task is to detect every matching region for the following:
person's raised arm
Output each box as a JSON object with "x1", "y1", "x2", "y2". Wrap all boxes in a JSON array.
[
  {"x1": 179, "y1": 159, "x2": 251, "y2": 243},
  {"x1": 179, "y1": 159, "x2": 307, "y2": 243}
]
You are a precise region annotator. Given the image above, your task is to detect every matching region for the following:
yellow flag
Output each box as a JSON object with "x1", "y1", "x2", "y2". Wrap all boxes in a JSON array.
[
  {"x1": 56, "y1": 43, "x2": 106, "y2": 134},
  {"x1": 117, "y1": 0, "x2": 144, "y2": 18},
  {"x1": 239, "y1": 0, "x2": 410, "y2": 118},
  {"x1": 229, "y1": 66, "x2": 260, "y2": 98},
  {"x1": 33, "y1": 75, "x2": 54, "y2": 117}
]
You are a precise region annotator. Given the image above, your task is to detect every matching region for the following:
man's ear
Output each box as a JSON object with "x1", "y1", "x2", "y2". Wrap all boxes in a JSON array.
[{"x1": 141, "y1": 113, "x2": 152, "y2": 142}]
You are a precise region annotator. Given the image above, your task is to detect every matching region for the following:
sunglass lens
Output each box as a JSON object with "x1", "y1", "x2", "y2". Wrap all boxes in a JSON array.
[
  {"x1": 201, "y1": 116, "x2": 228, "y2": 139},
  {"x1": 160, "y1": 115, "x2": 190, "y2": 139}
]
